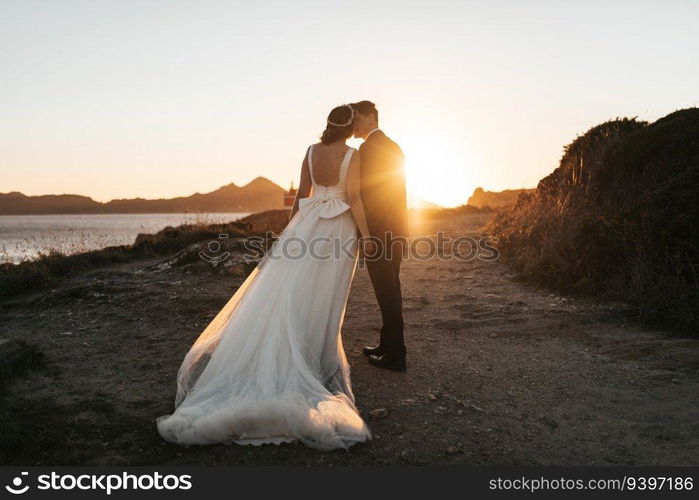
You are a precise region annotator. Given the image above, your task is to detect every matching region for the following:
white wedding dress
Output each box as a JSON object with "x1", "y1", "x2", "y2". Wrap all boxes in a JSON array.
[{"x1": 156, "y1": 145, "x2": 371, "y2": 450}]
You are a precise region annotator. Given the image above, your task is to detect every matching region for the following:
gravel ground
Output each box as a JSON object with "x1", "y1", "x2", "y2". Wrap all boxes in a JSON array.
[{"x1": 1, "y1": 211, "x2": 698, "y2": 465}]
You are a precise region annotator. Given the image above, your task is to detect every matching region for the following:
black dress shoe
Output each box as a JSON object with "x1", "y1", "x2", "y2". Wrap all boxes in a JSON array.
[
  {"x1": 368, "y1": 353, "x2": 406, "y2": 372},
  {"x1": 362, "y1": 344, "x2": 385, "y2": 357}
]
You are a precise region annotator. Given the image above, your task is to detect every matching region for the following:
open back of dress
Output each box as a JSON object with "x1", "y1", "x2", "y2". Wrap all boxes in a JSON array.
[{"x1": 308, "y1": 143, "x2": 353, "y2": 188}]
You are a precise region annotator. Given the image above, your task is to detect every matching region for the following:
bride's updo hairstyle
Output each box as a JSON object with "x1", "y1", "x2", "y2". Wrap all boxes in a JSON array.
[{"x1": 320, "y1": 104, "x2": 354, "y2": 145}]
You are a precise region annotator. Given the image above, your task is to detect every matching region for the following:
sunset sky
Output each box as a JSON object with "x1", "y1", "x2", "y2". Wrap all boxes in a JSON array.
[{"x1": 1, "y1": 0, "x2": 697, "y2": 207}]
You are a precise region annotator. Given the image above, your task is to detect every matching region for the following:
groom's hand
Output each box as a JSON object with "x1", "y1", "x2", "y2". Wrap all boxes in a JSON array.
[{"x1": 361, "y1": 239, "x2": 378, "y2": 258}]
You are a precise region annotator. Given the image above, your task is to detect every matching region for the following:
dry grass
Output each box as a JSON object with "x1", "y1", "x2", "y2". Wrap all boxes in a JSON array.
[{"x1": 488, "y1": 108, "x2": 699, "y2": 333}]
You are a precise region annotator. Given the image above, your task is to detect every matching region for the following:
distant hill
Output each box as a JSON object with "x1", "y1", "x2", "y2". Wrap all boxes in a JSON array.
[
  {"x1": 0, "y1": 177, "x2": 285, "y2": 215},
  {"x1": 467, "y1": 187, "x2": 535, "y2": 209}
]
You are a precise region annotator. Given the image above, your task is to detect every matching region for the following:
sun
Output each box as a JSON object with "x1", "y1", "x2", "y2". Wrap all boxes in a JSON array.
[{"x1": 398, "y1": 132, "x2": 475, "y2": 208}]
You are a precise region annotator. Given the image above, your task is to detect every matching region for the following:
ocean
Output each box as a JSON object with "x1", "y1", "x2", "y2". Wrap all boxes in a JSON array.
[{"x1": 0, "y1": 213, "x2": 249, "y2": 264}]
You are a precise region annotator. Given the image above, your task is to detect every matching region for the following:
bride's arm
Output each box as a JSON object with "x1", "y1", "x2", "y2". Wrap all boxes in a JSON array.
[
  {"x1": 289, "y1": 149, "x2": 313, "y2": 220},
  {"x1": 346, "y1": 151, "x2": 371, "y2": 240}
]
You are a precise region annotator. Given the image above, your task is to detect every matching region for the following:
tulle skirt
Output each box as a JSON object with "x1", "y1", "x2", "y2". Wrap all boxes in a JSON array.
[{"x1": 156, "y1": 204, "x2": 371, "y2": 450}]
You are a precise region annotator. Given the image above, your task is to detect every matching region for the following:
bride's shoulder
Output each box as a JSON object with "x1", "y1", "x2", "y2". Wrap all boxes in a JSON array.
[{"x1": 304, "y1": 143, "x2": 321, "y2": 158}]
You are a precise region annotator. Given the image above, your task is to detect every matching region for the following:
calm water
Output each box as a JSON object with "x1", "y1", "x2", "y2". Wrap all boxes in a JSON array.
[{"x1": 0, "y1": 213, "x2": 249, "y2": 264}]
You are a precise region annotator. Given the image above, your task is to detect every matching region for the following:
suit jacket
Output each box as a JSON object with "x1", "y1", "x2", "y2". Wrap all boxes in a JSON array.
[{"x1": 359, "y1": 130, "x2": 409, "y2": 239}]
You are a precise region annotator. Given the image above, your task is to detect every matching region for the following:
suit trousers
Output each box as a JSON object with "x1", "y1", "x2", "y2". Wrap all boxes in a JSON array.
[{"x1": 365, "y1": 237, "x2": 405, "y2": 357}]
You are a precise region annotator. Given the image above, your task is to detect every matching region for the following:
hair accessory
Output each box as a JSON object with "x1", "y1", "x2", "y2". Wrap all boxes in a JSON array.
[{"x1": 327, "y1": 104, "x2": 354, "y2": 127}]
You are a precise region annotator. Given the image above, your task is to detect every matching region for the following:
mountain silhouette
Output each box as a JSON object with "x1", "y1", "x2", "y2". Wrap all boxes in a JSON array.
[{"x1": 0, "y1": 177, "x2": 285, "y2": 215}]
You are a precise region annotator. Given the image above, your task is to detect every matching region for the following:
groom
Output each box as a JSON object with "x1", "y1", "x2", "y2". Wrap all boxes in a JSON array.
[{"x1": 351, "y1": 101, "x2": 409, "y2": 372}]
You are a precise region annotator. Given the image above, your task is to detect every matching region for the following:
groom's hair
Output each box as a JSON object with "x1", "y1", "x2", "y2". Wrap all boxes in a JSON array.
[{"x1": 351, "y1": 100, "x2": 378, "y2": 122}]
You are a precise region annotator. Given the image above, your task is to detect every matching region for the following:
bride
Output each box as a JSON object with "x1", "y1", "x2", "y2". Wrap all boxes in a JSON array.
[{"x1": 156, "y1": 104, "x2": 373, "y2": 450}]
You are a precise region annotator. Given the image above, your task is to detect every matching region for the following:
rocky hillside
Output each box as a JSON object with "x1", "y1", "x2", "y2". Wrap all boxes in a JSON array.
[
  {"x1": 488, "y1": 108, "x2": 699, "y2": 333},
  {"x1": 467, "y1": 187, "x2": 535, "y2": 209}
]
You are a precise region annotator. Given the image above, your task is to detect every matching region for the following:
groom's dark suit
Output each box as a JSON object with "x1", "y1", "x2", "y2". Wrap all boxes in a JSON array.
[{"x1": 359, "y1": 130, "x2": 409, "y2": 358}]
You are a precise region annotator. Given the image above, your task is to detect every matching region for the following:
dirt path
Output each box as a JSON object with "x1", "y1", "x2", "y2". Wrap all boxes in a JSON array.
[{"x1": 1, "y1": 212, "x2": 698, "y2": 465}]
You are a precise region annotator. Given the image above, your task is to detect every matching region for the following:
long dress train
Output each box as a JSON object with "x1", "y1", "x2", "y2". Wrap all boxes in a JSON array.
[{"x1": 156, "y1": 145, "x2": 371, "y2": 450}]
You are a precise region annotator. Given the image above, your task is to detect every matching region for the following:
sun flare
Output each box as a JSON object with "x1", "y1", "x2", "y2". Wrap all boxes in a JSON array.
[{"x1": 398, "y1": 132, "x2": 475, "y2": 208}]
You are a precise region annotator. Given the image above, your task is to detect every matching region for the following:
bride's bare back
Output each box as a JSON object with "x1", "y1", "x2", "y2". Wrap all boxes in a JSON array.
[{"x1": 309, "y1": 142, "x2": 350, "y2": 187}]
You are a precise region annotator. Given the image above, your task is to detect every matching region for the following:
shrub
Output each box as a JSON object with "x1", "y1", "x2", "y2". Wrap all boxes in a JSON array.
[{"x1": 488, "y1": 109, "x2": 699, "y2": 333}]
